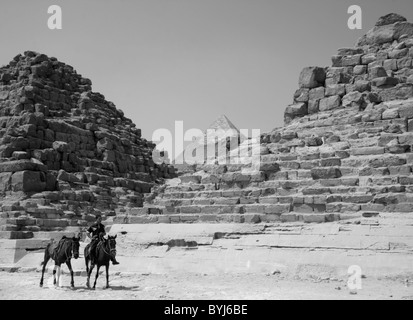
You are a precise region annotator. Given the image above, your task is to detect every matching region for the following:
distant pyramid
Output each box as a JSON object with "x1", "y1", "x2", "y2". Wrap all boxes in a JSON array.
[
  {"x1": 174, "y1": 115, "x2": 244, "y2": 170},
  {"x1": 206, "y1": 114, "x2": 239, "y2": 133}
]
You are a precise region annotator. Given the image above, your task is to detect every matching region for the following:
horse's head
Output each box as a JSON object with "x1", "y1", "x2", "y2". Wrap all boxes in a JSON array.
[
  {"x1": 107, "y1": 235, "x2": 117, "y2": 257},
  {"x1": 71, "y1": 234, "x2": 81, "y2": 259}
]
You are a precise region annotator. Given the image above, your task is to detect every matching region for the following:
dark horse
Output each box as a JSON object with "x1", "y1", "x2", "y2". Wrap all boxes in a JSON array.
[
  {"x1": 85, "y1": 235, "x2": 117, "y2": 289},
  {"x1": 40, "y1": 234, "x2": 81, "y2": 288}
]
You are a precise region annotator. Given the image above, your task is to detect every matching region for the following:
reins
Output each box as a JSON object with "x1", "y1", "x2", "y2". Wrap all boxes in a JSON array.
[{"x1": 98, "y1": 239, "x2": 116, "y2": 258}]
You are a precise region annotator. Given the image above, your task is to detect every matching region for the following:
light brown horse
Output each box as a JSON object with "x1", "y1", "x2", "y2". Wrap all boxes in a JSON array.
[{"x1": 40, "y1": 235, "x2": 81, "y2": 288}]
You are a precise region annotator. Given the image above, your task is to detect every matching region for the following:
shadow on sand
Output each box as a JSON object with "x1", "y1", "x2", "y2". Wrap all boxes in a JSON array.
[{"x1": 41, "y1": 285, "x2": 140, "y2": 292}]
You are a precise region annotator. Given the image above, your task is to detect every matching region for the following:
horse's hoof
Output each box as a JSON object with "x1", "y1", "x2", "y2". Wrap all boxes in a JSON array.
[{"x1": 40, "y1": 284, "x2": 43, "y2": 288}]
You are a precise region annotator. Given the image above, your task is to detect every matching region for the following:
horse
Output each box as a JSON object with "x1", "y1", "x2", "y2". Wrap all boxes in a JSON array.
[
  {"x1": 85, "y1": 235, "x2": 117, "y2": 289},
  {"x1": 39, "y1": 234, "x2": 81, "y2": 288}
]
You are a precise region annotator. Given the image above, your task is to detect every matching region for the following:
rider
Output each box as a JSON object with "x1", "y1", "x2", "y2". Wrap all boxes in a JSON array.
[{"x1": 87, "y1": 215, "x2": 119, "y2": 265}]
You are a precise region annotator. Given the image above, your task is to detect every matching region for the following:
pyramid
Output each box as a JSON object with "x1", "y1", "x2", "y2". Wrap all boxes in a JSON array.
[
  {"x1": 0, "y1": 51, "x2": 176, "y2": 239},
  {"x1": 206, "y1": 114, "x2": 240, "y2": 133},
  {"x1": 131, "y1": 14, "x2": 413, "y2": 225},
  {"x1": 173, "y1": 114, "x2": 246, "y2": 173}
]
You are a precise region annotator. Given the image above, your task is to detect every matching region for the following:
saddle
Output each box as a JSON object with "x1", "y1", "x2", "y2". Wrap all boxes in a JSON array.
[
  {"x1": 88, "y1": 237, "x2": 105, "y2": 261},
  {"x1": 50, "y1": 236, "x2": 67, "y2": 260}
]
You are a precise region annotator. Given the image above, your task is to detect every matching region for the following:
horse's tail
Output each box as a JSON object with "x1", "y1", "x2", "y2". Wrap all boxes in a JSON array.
[{"x1": 40, "y1": 242, "x2": 52, "y2": 265}]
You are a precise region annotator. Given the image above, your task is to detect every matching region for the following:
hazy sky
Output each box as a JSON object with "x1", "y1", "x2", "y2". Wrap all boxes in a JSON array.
[{"x1": 1, "y1": 0, "x2": 413, "y2": 141}]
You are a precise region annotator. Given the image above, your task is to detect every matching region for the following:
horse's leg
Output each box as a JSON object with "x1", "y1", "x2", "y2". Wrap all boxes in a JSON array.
[
  {"x1": 56, "y1": 264, "x2": 61, "y2": 287},
  {"x1": 105, "y1": 263, "x2": 110, "y2": 289},
  {"x1": 93, "y1": 264, "x2": 101, "y2": 290},
  {"x1": 53, "y1": 264, "x2": 57, "y2": 285},
  {"x1": 66, "y1": 260, "x2": 75, "y2": 288},
  {"x1": 39, "y1": 253, "x2": 50, "y2": 287},
  {"x1": 85, "y1": 256, "x2": 89, "y2": 275},
  {"x1": 87, "y1": 262, "x2": 95, "y2": 289},
  {"x1": 84, "y1": 246, "x2": 89, "y2": 275}
]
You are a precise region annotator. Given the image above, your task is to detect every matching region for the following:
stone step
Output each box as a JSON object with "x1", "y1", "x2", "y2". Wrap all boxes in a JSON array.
[
  {"x1": 155, "y1": 181, "x2": 413, "y2": 202},
  {"x1": 166, "y1": 171, "x2": 413, "y2": 193},
  {"x1": 31, "y1": 228, "x2": 85, "y2": 240},
  {"x1": 112, "y1": 211, "x2": 345, "y2": 224},
  {"x1": 0, "y1": 231, "x2": 34, "y2": 239}
]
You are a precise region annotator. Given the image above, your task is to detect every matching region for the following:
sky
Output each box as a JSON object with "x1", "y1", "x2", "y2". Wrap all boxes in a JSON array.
[{"x1": 1, "y1": 0, "x2": 413, "y2": 144}]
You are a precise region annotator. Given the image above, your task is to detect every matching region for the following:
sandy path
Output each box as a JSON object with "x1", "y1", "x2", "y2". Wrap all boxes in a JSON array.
[{"x1": 0, "y1": 271, "x2": 412, "y2": 300}]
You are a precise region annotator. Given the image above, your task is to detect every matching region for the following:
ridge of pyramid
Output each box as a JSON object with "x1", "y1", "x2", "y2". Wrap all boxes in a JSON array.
[{"x1": 207, "y1": 114, "x2": 239, "y2": 133}]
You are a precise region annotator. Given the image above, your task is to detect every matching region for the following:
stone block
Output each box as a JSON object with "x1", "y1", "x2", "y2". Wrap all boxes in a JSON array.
[
  {"x1": 308, "y1": 99, "x2": 319, "y2": 114},
  {"x1": 342, "y1": 91, "x2": 363, "y2": 107},
  {"x1": 369, "y1": 66, "x2": 387, "y2": 80},
  {"x1": 350, "y1": 147, "x2": 385, "y2": 156},
  {"x1": 378, "y1": 84, "x2": 413, "y2": 102},
  {"x1": 382, "y1": 108, "x2": 399, "y2": 119},
  {"x1": 299, "y1": 67, "x2": 326, "y2": 88},
  {"x1": 264, "y1": 204, "x2": 291, "y2": 214},
  {"x1": 354, "y1": 80, "x2": 371, "y2": 92},
  {"x1": 383, "y1": 59, "x2": 398, "y2": 71},
  {"x1": 342, "y1": 54, "x2": 362, "y2": 66},
  {"x1": 309, "y1": 87, "x2": 325, "y2": 100},
  {"x1": 362, "y1": 53, "x2": 377, "y2": 65},
  {"x1": 398, "y1": 57, "x2": 412, "y2": 69},
  {"x1": 398, "y1": 102, "x2": 413, "y2": 118},
  {"x1": 280, "y1": 213, "x2": 297, "y2": 222},
  {"x1": 372, "y1": 77, "x2": 399, "y2": 87},
  {"x1": 0, "y1": 160, "x2": 47, "y2": 173},
  {"x1": 311, "y1": 168, "x2": 342, "y2": 180},
  {"x1": 285, "y1": 103, "x2": 308, "y2": 116},
  {"x1": 325, "y1": 84, "x2": 346, "y2": 97},
  {"x1": 320, "y1": 158, "x2": 341, "y2": 167},
  {"x1": 293, "y1": 204, "x2": 313, "y2": 213},
  {"x1": 302, "y1": 214, "x2": 326, "y2": 223},
  {"x1": 12, "y1": 171, "x2": 46, "y2": 193},
  {"x1": 389, "y1": 48, "x2": 409, "y2": 59},
  {"x1": 294, "y1": 88, "x2": 310, "y2": 103},
  {"x1": 353, "y1": 65, "x2": 367, "y2": 75},
  {"x1": 0, "y1": 172, "x2": 12, "y2": 192},
  {"x1": 319, "y1": 95, "x2": 341, "y2": 111}
]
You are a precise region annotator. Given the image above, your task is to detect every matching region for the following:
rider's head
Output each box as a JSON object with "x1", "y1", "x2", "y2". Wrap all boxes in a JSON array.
[{"x1": 95, "y1": 214, "x2": 102, "y2": 224}]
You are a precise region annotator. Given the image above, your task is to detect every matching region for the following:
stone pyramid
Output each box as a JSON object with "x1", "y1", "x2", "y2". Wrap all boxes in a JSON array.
[
  {"x1": 174, "y1": 114, "x2": 245, "y2": 170},
  {"x1": 0, "y1": 51, "x2": 175, "y2": 239},
  {"x1": 207, "y1": 114, "x2": 239, "y2": 133},
  {"x1": 130, "y1": 13, "x2": 413, "y2": 225}
]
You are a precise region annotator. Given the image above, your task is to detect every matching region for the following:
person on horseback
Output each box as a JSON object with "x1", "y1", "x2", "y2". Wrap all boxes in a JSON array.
[{"x1": 86, "y1": 215, "x2": 119, "y2": 265}]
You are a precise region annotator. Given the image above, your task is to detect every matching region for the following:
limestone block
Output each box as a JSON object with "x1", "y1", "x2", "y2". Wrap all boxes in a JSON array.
[
  {"x1": 11, "y1": 171, "x2": 46, "y2": 192},
  {"x1": 311, "y1": 168, "x2": 342, "y2": 180},
  {"x1": 309, "y1": 87, "x2": 325, "y2": 101},
  {"x1": 299, "y1": 67, "x2": 326, "y2": 88},
  {"x1": 319, "y1": 95, "x2": 341, "y2": 111},
  {"x1": 325, "y1": 84, "x2": 346, "y2": 97}
]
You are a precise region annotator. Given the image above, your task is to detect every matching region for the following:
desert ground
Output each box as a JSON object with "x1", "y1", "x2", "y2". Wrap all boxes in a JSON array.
[{"x1": 0, "y1": 270, "x2": 412, "y2": 300}]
